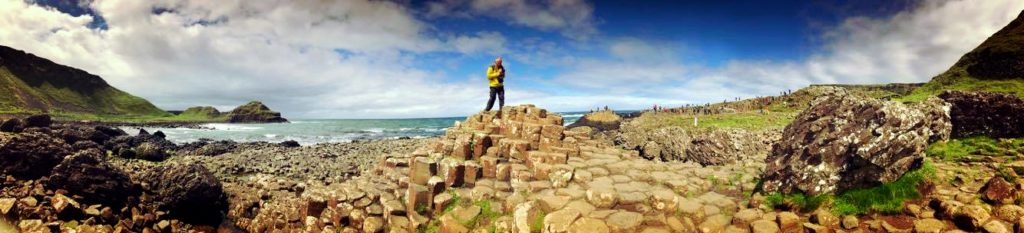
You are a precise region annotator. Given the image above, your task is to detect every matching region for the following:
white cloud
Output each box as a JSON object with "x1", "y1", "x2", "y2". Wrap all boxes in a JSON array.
[
  {"x1": 424, "y1": 0, "x2": 597, "y2": 39},
  {"x1": 547, "y1": 0, "x2": 1024, "y2": 107},
  {"x1": 0, "y1": 0, "x2": 511, "y2": 118}
]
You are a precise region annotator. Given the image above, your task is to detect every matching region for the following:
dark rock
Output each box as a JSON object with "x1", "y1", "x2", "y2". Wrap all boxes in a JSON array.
[
  {"x1": 761, "y1": 88, "x2": 947, "y2": 195},
  {"x1": 567, "y1": 110, "x2": 622, "y2": 131},
  {"x1": 152, "y1": 130, "x2": 166, "y2": 139},
  {"x1": 138, "y1": 128, "x2": 149, "y2": 135},
  {"x1": 939, "y1": 90, "x2": 1024, "y2": 138},
  {"x1": 55, "y1": 126, "x2": 92, "y2": 144},
  {"x1": 135, "y1": 142, "x2": 169, "y2": 161},
  {"x1": 94, "y1": 126, "x2": 126, "y2": 137},
  {"x1": 179, "y1": 140, "x2": 237, "y2": 156},
  {"x1": 144, "y1": 163, "x2": 228, "y2": 225},
  {"x1": 46, "y1": 149, "x2": 135, "y2": 208},
  {"x1": 71, "y1": 140, "x2": 101, "y2": 151},
  {"x1": 226, "y1": 101, "x2": 288, "y2": 123},
  {"x1": 103, "y1": 132, "x2": 178, "y2": 158},
  {"x1": 980, "y1": 176, "x2": 1017, "y2": 204},
  {"x1": 279, "y1": 140, "x2": 300, "y2": 148},
  {"x1": 0, "y1": 118, "x2": 23, "y2": 133},
  {"x1": 0, "y1": 132, "x2": 72, "y2": 179},
  {"x1": 24, "y1": 114, "x2": 51, "y2": 128}
]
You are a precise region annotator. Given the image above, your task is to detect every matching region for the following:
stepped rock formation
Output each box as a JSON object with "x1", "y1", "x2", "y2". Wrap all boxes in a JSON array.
[
  {"x1": 761, "y1": 88, "x2": 951, "y2": 195},
  {"x1": 228, "y1": 104, "x2": 766, "y2": 232},
  {"x1": 567, "y1": 110, "x2": 622, "y2": 131},
  {"x1": 0, "y1": 45, "x2": 165, "y2": 115},
  {"x1": 226, "y1": 101, "x2": 288, "y2": 123},
  {"x1": 939, "y1": 90, "x2": 1024, "y2": 138}
]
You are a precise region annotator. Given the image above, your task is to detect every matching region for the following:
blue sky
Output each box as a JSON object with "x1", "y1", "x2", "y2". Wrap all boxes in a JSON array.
[{"x1": 3, "y1": 0, "x2": 1023, "y2": 118}]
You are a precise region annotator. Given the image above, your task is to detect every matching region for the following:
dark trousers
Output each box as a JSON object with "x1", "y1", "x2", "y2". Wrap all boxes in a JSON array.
[{"x1": 485, "y1": 86, "x2": 505, "y2": 111}]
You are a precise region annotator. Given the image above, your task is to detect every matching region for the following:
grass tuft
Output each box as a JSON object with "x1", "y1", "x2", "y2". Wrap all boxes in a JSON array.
[{"x1": 765, "y1": 160, "x2": 937, "y2": 216}]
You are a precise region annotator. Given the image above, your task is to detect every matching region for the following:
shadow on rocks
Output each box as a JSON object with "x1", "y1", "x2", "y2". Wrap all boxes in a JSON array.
[{"x1": 143, "y1": 163, "x2": 228, "y2": 225}]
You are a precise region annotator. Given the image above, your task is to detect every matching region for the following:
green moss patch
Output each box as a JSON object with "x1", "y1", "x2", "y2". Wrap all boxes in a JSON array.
[{"x1": 765, "y1": 161, "x2": 937, "y2": 216}]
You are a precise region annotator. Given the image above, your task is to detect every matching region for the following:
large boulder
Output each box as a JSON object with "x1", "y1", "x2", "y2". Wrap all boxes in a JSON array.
[
  {"x1": 938, "y1": 90, "x2": 1024, "y2": 138},
  {"x1": 226, "y1": 101, "x2": 288, "y2": 123},
  {"x1": 144, "y1": 163, "x2": 228, "y2": 225},
  {"x1": 23, "y1": 114, "x2": 52, "y2": 128},
  {"x1": 761, "y1": 88, "x2": 949, "y2": 195},
  {"x1": 0, "y1": 132, "x2": 72, "y2": 179},
  {"x1": 567, "y1": 110, "x2": 622, "y2": 131},
  {"x1": 46, "y1": 149, "x2": 135, "y2": 208},
  {"x1": 104, "y1": 130, "x2": 177, "y2": 159},
  {"x1": 0, "y1": 118, "x2": 23, "y2": 133}
]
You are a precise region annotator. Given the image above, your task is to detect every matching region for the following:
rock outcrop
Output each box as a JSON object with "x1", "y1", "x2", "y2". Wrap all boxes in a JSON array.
[
  {"x1": 761, "y1": 88, "x2": 950, "y2": 195},
  {"x1": 143, "y1": 163, "x2": 228, "y2": 225},
  {"x1": 939, "y1": 90, "x2": 1024, "y2": 138},
  {"x1": 226, "y1": 101, "x2": 288, "y2": 123},
  {"x1": 567, "y1": 110, "x2": 622, "y2": 131},
  {"x1": 46, "y1": 149, "x2": 135, "y2": 208},
  {"x1": 616, "y1": 118, "x2": 774, "y2": 166},
  {"x1": 0, "y1": 132, "x2": 72, "y2": 179}
]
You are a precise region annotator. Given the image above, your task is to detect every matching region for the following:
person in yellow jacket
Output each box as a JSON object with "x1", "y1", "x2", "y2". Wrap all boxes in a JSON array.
[{"x1": 485, "y1": 57, "x2": 505, "y2": 111}]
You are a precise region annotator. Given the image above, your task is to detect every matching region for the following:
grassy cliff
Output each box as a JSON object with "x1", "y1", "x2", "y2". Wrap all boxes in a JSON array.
[{"x1": 0, "y1": 45, "x2": 168, "y2": 119}]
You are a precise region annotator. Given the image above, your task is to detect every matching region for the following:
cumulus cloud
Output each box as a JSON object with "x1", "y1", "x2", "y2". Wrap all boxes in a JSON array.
[
  {"x1": 548, "y1": 0, "x2": 1024, "y2": 107},
  {"x1": 424, "y1": 0, "x2": 597, "y2": 39},
  {"x1": 0, "y1": 0, "x2": 508, "y2": 118}
]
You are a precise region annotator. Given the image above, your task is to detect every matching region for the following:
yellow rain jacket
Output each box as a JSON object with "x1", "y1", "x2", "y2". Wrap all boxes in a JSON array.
[{"x1": 487, "y1": 65, "x2": 504, "y2": 87}]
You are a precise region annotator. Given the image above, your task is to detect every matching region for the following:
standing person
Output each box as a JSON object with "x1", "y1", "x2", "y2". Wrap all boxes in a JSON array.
[{"x1": 484, "y1": 57, "x2": 505, "y2": 111}]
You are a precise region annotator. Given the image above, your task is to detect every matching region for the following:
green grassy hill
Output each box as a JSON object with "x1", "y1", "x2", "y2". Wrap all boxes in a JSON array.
[
  {"x1": 900, "y1": 10, "x2": 1024, "y2": 102},
  {"x1": 0, "y1": 45, "x2": 168, "y2": 119}
]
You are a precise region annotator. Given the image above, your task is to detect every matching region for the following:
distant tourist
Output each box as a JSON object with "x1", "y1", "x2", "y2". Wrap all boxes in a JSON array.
[{"x1": 484, "y1": 57, "x2": 505, "y2": 111}]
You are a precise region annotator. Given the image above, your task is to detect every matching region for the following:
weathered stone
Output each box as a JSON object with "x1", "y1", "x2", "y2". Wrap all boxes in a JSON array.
[
  {"x1": 46, "y1": 149, "x2": 134, "y2": 209},
  {"x1": 810, "y1": 209, "x2": 838, "y2": 227},
  {"x1": 733, "y1": 209, "x2": 760, "y2": 226},
  {"x1": 0, "y1": 132, "x2": 72, "y2": 179},
  {"x1": 913, "y1": 218, "x2": 944, "y2": 233},
  {"x1": 143, "y1": 163, "x2": 227, "y2": 225},
  {"x1": 776, "y1": 212, "x2": 800, "y2": 231},
  {"x1": 409, "y1": 157, "x2": 437, "y2": 185},
  {"x1": 481, "y1": 156, "x2": 499, "y2": 178},
  {"x1": 442, "y1": 159, "x2": 465, "y2": 188},
  {"x1": 699, "y1": 214, "x2": 731, "y2": 233},
  {"x1": 544, "y1": 209, "x2": 581, "y2": 233},
  {"x1": 440, "y1": 214, "x2": 469, "y2": 233},
  {"x1": 954, "y1": 205, "x2": 991, "y2": 231},
  {"x1": 982, "y1": 220, "x2": 1010, "y2": 233},
  {"x1": 586, "y1": 187, "x2": 619, "y2": 208},
  {"x1": 761, "y1": 89, "x2": 941, "y2": 195},
  {"x1": 981, "y1": 176, "x2": 1017, "y2": 204},
  {"x1": 995, "y1": 205, "x2": 1024, "y2": 222},
  {"x1": 513, "y1": 202, "x2": 541, "y2": 233},
  {"x1": 607, "y1": 211, "x2": 643, "y2": 233},
  {"x1": 407, "y1": 184, "x2": 432, "y2": 214},
  {"x1": 464, "y1": 161, "x2": 481, "y2": 186},
  {"x1": 362, "y1": 216, "x2": 383, "y2": 233},
  {"x1": 750, "y1": 219, "x2": 779, "y2": 233},
  {"x1": 570, "y1": 217, "x2": 610, "y2": 233},
  {"x1": 841, "y1": 215, "x2": 858, "y2": 229}
]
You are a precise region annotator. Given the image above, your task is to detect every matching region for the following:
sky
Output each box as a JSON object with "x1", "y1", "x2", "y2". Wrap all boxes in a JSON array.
[{"x1": 1, "y1": 0, "x2": 1022, "y2": 119}]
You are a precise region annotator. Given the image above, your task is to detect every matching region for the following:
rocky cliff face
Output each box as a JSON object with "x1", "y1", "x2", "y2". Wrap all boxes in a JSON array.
[
  {"x1": 760, "y1": 87, "x2": 951, "y2": 195},
  {"x1": 939, "y1": 90, "x2": 1024, "y2": 138},
  {"x1": 226, "y1": 101, "x2": 288, "y2": 123}
]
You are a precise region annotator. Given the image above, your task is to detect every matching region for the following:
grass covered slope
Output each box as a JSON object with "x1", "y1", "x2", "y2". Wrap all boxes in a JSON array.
[
  {"x1": 0, "y1": 45, "x2": 167, "y2": 118},
  {"x1": 901, "y1": 10, "x2": 1024, "y2": 102}
]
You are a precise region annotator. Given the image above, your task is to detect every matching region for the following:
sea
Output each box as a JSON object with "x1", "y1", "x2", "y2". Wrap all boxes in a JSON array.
[{"x1": 129, "y1": 112, "x2": 593, "y2": 145}]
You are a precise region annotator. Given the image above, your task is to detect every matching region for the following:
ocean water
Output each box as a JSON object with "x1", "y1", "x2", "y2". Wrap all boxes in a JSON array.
[{"x1": 132, "y1": 113, "x2": 587, "y2": 145}]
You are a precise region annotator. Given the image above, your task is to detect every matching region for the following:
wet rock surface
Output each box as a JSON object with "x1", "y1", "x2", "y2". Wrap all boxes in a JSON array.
[{"x1": 761, "y1": 88, "x2": 949, "y2": 195}]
